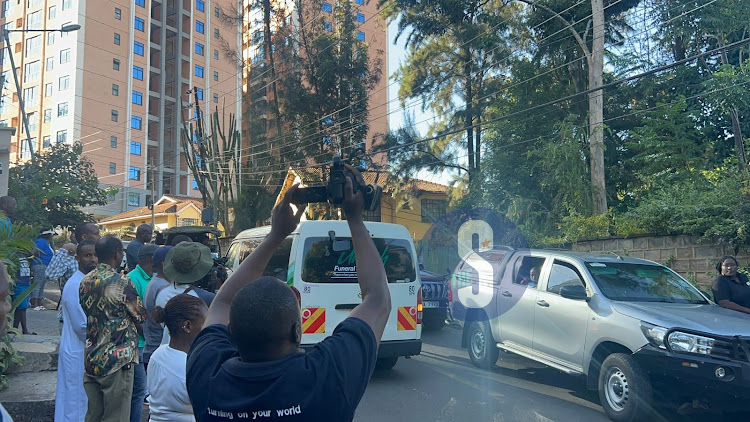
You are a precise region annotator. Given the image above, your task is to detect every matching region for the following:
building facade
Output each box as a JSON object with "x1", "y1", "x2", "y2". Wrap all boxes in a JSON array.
[{"x1": 0, "y1": 0, "x2": 242, "y2": 219}]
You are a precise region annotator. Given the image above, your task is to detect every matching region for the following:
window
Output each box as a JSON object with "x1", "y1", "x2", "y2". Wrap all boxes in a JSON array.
[
  {"x1": 547, "y1": 261, "x2": 585, "y2": 295},
  {"x1": 192, "y1": 178, "x2": 199, "y2": 189},
  {"x1": 23, "y1": 61, "x2": 40, "y2": 82},
  {"x1": 1, "y1": 1, "x2": 9, "y2": 19},
  {"x1": 132, "y1": 91, "x2": 143, "y2": 105},
  {"x1": 135, "y1": 0, "x2": 145, "y2": 6},
  {"x1": 43, "y1": 136, "x2": 51, "y2": 149},
  {"x1": 130, "y1": 141, "x2": 141, "y2": 155},
  {"x1": 513, "y1": 255, "x2": 546, "y2": 287},
  {"x1": 60, "y1": 48, "x2": 71, "y2": 63},
  {"x1": 113, "y1": 58, "x2": 120, "y2": 70},
  {"x1": 21, "y1": 141, "x2": 31, "y2": 160},
  {"x1": 133, "y1": 41, "x2": 144, "y2": 56},
  {"x1": 134, "y1": 17, "x2": 144, "y2": 31},
  {"x1": 131, "y1": 116, "x2": 142, "y2": 130},
  {"x1": 195, "y1": 20, "x2": 204, "y2": 34},
  {"x1": 213, "y1": 93, "x2": 218, "y2": 103},
  {"x1": 112, "y1": 84, "x2": 119, "y2": 96},
  {"x1": 133, "y1": 65, "x2": 144, "y2": 80},
  {"x1": 27, "y1": 112, "x2": 37, "y2": 132},
  {"x1": 43, "y1": 108, "x2": 51, "y2": 122},
  {"x1": 356, "y1": 13, "x2": 365, "y2": 23},
  {"x1": 47, "y1": 31, "x2": 55, "y2": 45},
  {"x1": 128, "y1": 192, "x2": 140, "y2": 207},
  {"x1": 357, "y1": 31, "x2": 365, "y2": 42},
  {"x1": 56, "y1": 130, "x2": 67, "y2": 143},
  {"x1": 48, "y1": 5, "x2": 56, "y2": 19},
  {"x1": 59, "y1": 75, "x2": 70, "y2": 90},
  {"x1": 114, "y1": 8, "x2": 121, "y2": 20},
  {"x1": 322, "y1": 2, "x2": 332, "y2": 12},
  {"x1": 26, "y1": 11, "x2": 42, "y2": 30},
  {"x1": 214, "y1": 28, "x2": 219, "y2": 38},
  {"x1": 195, "y1": 64, "x2": 204, "y2": 78},
  {"x1": 213, "y1": 71, "x2": 219, "y2": 81},
  {"x1": 213, "y1": 49, "x2": 219, "y2": 60},
  {"x1": 23, "y1": 86, "x2": 39, "y2": 106},
  {"x1": 129, "y1": 166, "x2": 141, "y2": 181},
  {"x1": 46, "y1": 57, "x2": 53, "y2": 70},
  {"x1": 57, "y1": 102, "x2": 68, "y2": 117},
  {"x1": 111, "y1": 110, "x2": 119, "y2": 121},
  {"x1": 195, "y1": 42, "x2": 204, "y2": 55},
  {"x1": 114, "y1": 33, "x2": 121, "y2": 45},
  {"x1": 110, "y1": 136, "x2": 117, "y2": 148},
  {"x1": 196, "y1": 0, "x2": 204, "y2": 12},
  {"x1": 420, "y1": 199, "x2": 447, "y2": 223},
  {"x1": 214, "y1": 6, "x2": 219, "y2": 17},
  {"x1": 25, "y1": 36, "x2": 41, "y2": 56},
  {"x1": 109, "y1": 162, "x2": 116, "y2": 174},
  {"x1": 62, "y1": 0, "x2": 72, "y2": 11},
  {"x1": 323, "y1": 21, "x2": 332, "y2": 32},
  {"x1": 44, "y1": 83, "x2": 52, "y2": 97}
]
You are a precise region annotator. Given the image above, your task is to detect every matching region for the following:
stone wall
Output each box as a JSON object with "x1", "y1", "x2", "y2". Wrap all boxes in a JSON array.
[{"x1": 571, "y1": 235, "x2": 750, "y2": 289}]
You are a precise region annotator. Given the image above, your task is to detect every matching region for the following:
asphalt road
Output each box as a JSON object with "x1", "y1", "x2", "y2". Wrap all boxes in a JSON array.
[{"x1": 354, "y1": 324, "x2": 739, "y2": 422}]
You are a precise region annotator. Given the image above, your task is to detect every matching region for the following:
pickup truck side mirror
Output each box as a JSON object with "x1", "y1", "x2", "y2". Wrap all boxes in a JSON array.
[{"x1": 560, "y1": 285, "x2": 589, "y2": 301}]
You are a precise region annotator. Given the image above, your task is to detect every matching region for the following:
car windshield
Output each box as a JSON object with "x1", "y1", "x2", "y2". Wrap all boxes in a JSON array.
[
  {"x1": 301, "y1": 237, "x2": 416, "y2": 283},
  {"x1": 585, "y1": 262, "x2": 708, "y2": 303}
]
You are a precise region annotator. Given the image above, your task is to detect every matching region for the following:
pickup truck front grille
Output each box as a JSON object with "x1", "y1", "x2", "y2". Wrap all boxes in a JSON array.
[
  {"x1": 421, "y1": 282, "x2": 446, "y2": 300},
  {"x1": 710, "y1": 337, "x2": 750, "y2": 363}
]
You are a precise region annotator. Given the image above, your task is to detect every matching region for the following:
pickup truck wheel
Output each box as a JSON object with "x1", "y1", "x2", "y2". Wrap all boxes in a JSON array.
[
  {"x1": 467, "y1": 320, "x2": 498, "y2": 370},
  {"x1": 598, "y1": 353, "x2": 653, "y2": 422},
  {"x1": 375, "y1": 357, "x2": 398, "y2": 371}
]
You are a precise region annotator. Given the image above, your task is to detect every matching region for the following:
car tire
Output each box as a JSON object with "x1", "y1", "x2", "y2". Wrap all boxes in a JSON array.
[
  {"x1": 375, "y1": 357, "x2": 399, "y2": 371},
  {"x1": 423, "y1": 311, "x2": 446, "y2": 331},
  {"x1": 598, "y1": 353, "x2": 653, "y2": 422},
  {"x1": 467, "y1": 320, "x2": 498, "y2": 370}
]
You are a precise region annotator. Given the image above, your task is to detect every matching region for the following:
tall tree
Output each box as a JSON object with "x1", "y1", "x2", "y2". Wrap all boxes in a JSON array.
[
  {"x1": 378, "y1": 0, "x2": 515, "y2": 185},
  {"x1": 9, "y1": 142, "x2": 110, "y2": 229}
]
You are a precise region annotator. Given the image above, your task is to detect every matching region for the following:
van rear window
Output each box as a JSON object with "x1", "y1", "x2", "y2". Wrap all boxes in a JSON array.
[{"x1": 301, "y1": 237, "x2": 416, "y2": 283}]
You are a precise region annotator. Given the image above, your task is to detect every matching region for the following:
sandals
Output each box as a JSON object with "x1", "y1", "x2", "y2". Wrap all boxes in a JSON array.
[{"x1": 33, "y1": 306, "x2": 47, "y2": 311}]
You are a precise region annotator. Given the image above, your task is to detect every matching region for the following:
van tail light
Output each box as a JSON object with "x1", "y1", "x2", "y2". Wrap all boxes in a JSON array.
[{"x1": 417, "y1": 287, "x2": 423, "y2": 324}]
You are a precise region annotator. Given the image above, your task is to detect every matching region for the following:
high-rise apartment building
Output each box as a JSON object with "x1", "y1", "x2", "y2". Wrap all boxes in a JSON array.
[
  {"x1": 0, "y1": 0, "x2": 242, "y2": 219},
  {"x1": 240, "y1": 0, "x2": 387, "y2": 168}
]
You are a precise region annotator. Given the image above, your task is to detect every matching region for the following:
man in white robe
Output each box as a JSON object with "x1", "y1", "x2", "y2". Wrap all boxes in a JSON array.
[{"x1": 54, "y1": 240, "x2": 98, "y2": 422}]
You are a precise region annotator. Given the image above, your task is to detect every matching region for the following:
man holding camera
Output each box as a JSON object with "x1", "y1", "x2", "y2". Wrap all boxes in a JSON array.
[{"x1": 186, "y1": 166, "x2": 391, "y2": 421}]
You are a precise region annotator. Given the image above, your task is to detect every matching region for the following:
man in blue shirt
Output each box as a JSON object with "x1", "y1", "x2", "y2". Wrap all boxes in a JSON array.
[
  {"x1": 187, "y1": 167, "x2": 392, "y2": 421},
  {"x1": 30, "y1": 229, "x2": 55, "y2": 310}
]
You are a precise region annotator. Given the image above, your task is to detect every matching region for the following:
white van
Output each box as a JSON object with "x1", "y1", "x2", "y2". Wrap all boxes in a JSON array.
[{"x1": 224, "y1": 221, "x2": 423, "y2": 369}]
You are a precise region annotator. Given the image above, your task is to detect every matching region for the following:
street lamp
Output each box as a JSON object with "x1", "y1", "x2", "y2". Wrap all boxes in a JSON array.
[{"x1": 2, "y1": 24, "x2": 82, "y2": 158}]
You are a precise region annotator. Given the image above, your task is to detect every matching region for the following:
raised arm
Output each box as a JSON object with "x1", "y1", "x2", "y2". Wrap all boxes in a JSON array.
[
  {"x1": 203, "y1": 186, "x2": 306, "y2": 328},
  {"x1": 344, "y1": 167, "x2": 391, "y2": 346}
]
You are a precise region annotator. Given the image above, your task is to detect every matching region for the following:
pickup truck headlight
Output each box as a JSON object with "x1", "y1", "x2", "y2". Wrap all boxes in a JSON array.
[
  {"x1": 640, "y1": 322, "x2": 667, "y2": 349},
  {"x1": 667, "y1": 331, "x2": 715, "y2": 355}
]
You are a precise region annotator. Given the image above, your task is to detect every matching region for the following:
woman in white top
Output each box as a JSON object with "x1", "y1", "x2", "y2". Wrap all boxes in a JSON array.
[{"x1": 147, "y1": 294, "x2": 207, "y2": 422}]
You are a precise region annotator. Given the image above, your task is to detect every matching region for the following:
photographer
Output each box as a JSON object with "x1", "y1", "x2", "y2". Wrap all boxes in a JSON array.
[{"x1": 186, "y1": 165, "x2": 391, "y2": 421}]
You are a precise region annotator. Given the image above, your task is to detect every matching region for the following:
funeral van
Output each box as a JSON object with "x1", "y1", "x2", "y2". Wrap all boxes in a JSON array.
[{"x1": 224, "y1": 221, "x2": 423, "y2": 370}]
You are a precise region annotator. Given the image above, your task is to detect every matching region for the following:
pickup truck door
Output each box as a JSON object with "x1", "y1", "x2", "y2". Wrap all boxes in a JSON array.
[
  {"x1": 497, "y1": 254, "x2": 546, "y2": 349},
  {"x1": 532, "y1": 259, "x2": 591, "y2": 371}
]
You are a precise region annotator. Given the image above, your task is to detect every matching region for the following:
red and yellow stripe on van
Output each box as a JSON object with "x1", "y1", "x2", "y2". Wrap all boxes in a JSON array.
[
  {"x1": 302, "y1": 308, "x2": 326, "y2": 334},
  {"x1": 397, "y1": 306, "x2": 417, "y2": 331}
]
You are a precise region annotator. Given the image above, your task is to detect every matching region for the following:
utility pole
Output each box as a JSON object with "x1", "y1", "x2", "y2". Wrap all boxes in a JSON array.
[
  {"x1": 150, "y1": 165, "x2": 155, "y2": 228},
  {"x1": 3, "y1": 29, "x2": 34, "y2": 158}
]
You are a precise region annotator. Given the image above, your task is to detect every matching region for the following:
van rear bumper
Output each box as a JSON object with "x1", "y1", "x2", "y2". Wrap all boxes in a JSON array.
[
  {"x1": 376, "y1": 339, "x2": 422, "y2": 358},
  {"x1": 300, "y1": 339, "x2": 422, "y2": 358}
]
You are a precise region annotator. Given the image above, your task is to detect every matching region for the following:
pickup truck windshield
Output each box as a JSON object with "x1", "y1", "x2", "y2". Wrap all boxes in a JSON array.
[
  {"x1": 301, "y1": 237, "x2": 416, "y2": 283},
  {"x1": 585, "y1": 262, "x2": 708, "y2": 303}
]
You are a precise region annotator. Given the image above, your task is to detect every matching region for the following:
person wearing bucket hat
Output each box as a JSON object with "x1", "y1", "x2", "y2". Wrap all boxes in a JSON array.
[
  {"x1": 154, "y1": 242, "x2": 216, "y2": 346},
  {"x1": 144, "y1": 246, "x2": 173, "y2": 365}
]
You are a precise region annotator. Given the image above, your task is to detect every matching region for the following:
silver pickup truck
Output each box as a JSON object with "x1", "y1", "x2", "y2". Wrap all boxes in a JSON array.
[{"x1": 449, "y1": 248, "x2": 750, "y2": 422}]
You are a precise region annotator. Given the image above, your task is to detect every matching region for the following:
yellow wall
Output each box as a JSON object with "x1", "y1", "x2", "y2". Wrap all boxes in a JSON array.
[
  {"x1": 100, "y1": 207, "x2": 225, "y2": 234},
  {"x1": 381, "y1": 193, "x2": 449, "y2": 242}
]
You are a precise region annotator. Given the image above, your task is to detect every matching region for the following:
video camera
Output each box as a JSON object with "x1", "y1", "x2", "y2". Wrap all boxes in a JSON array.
[{"x1": 291, "y1": 155, "x2": 383, "y2": 212}]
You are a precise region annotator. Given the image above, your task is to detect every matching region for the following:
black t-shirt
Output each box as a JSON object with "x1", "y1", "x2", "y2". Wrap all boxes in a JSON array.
[
  {"x1": 712, "y1": 273, "x2": 750, "y2": 308},
  {"x1": 186, "y1": 317, "x2": 377, "y2": 421}
]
